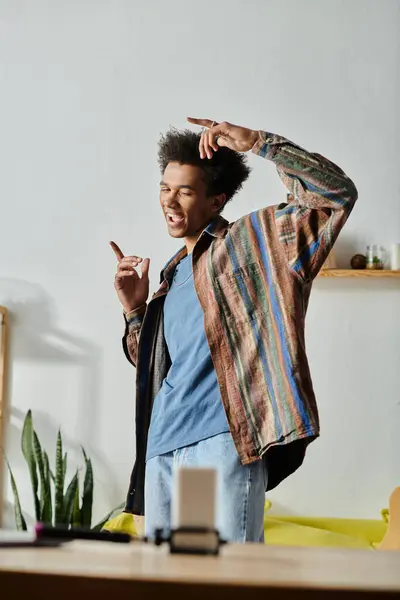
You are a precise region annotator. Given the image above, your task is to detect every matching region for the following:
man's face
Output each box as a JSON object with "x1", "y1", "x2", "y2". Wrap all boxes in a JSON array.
[{"x1": 160, "y1": 162, "x2": 223, "y2": 241}]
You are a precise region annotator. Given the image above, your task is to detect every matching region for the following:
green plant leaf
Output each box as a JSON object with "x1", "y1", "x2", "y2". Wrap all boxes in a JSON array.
[
  {"x1": 43, "y1": 450, "x2": 49, "y2": 482},
  {"x1": 33, "y1": 433, "x2": 45, "y2": 510},
  {"x1": 54, "y1": 429, "x2": 64, "y2": 525},
  {"x1": 63, "y1": 452, "x2": 68, "y2": 480},
  {"x1": 21, "y1": 410, "x2": 40, "y2": 521},
  {"x1": 92, "y1": 502, "x2": 125, "y2": 532},
  {"x1": 64, "y1": 471, "x2": 78, "y2": 527},
  {"x1": 41, "y1": 485, "x2": 53, "y2": 525},
  {"x1": 43, "y1": 450, "x2": 50, "y2": 485},
  {"x1": 41, "y1": 449, "x2": 53, "y2": 525},
  {"x1": 72, "y1": 477, "x2": 81, "y2": 528},
  {"x1": 3, "y1": 454, "x2": 27, "y2": 531},
  {"x1": 80, "y1": 447, "x2": 93, "y2": 528},
  {"x1": 33, "y1": 430, "x2": 51, "y2": 524}
]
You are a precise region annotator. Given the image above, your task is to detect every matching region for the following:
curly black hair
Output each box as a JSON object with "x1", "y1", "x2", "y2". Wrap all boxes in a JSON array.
[{"x1": 158, "y1": 128, "x2": 251, "y2": 206}]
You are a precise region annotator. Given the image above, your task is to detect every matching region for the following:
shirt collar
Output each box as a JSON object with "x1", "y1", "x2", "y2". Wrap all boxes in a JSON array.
[
  {"x1": 160, "y1": 216, "x2": 229, "y2": 284},
  {"x1": 204, "y1": 215, "x2": 229, "y2": 238}
]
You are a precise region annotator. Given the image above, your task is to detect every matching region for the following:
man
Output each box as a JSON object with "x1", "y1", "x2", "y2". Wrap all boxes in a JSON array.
[{"x1": 111, "y1": 117, "x2": 357, "y2": 542}]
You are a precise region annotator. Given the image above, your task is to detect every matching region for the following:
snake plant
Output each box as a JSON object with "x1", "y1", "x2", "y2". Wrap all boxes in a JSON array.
[{"x1": 5, "y1": 410, "x2": 123, "y2": 531}]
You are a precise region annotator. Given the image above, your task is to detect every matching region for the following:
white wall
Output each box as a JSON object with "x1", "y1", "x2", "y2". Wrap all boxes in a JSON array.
[{"x1": 0, "y1": 0, "x2": 399, "y2": 526}]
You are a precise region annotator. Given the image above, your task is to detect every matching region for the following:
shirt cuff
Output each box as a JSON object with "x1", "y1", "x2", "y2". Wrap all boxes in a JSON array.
[
  {"x1": 251, "y1": 130, "x2": 276, "y2": 159},
  {"x1": 124, "y1": 304, "x2": 147, "y2": 331}
]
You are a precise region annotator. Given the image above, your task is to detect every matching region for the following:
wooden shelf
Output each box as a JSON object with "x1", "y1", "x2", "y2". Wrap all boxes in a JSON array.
[{"x1": 318, "y1": 269, "x2": 400, "y2": 278}]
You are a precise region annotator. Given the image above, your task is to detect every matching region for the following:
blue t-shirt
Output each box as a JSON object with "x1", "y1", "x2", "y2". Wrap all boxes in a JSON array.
[{"x1": 146, "y1": 254, "x2": 229, "y2": 461}]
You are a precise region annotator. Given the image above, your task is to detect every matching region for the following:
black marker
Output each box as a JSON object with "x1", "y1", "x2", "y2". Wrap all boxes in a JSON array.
[{"x1": 35, "y1": 523, "x2": 133, "y2": 544}]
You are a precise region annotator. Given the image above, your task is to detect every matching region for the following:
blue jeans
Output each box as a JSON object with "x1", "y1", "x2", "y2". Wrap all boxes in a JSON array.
[{"x1": 144, "y1": 432, "x2": 267, "y2": 543}]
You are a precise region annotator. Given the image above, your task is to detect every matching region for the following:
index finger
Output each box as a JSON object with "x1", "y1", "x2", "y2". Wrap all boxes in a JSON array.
[
  {"x1": 109, "y1": 241, "x2": 124, "y2": 261},
  {"x1": 187, "y1": 117, "x2": 218, "y2": 129}
]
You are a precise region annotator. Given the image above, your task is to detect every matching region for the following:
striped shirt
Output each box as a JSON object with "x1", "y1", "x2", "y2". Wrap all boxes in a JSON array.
[{"x1": 123, "y1": 130, "x2": 358, "y2": 515}]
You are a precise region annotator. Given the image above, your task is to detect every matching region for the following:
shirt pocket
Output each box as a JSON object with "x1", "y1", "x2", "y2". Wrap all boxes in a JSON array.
[{"x1": 214, "y1": 261, "x2": 263, "y2": 325}]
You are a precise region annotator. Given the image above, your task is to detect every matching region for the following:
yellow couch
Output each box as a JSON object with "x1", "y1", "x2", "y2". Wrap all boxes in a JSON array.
[
  {"x1": 104, "y1": 501, "x2": 388, "y2": 550},
  {"x1": 263, "y1": 501, "x2": 387, "y2": 549}
]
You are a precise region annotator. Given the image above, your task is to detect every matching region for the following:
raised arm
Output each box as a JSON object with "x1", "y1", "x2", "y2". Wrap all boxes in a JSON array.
[
  {"x1": 187, "y1": 118, "x2": 358, "y2": 281},
  {"x1": 110, "y1": 241, "x2": 150, "y2": 366},
  {"x1": 252, "y1": 131, "x2": 358, "y2": 280}
]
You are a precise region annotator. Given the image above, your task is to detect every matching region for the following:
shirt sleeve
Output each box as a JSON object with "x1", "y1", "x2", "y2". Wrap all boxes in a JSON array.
[
  {"x1": 252, "y1": 131, "x2": 358, "y2": 281},
  {"x1": 122, "y1": 304, "x2": 147, "y2": 367}
]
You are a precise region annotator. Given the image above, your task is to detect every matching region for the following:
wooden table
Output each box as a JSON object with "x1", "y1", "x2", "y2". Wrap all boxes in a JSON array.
[{"x1": 1, "y1": 541, "x2": 400, "y2": 599}]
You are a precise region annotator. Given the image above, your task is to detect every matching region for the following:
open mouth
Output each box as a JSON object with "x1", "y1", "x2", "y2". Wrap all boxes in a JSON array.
[{"x1": 166, "y1": 213, "x2": 185, "y2": 227}]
